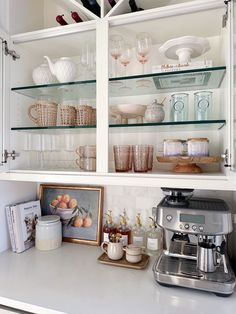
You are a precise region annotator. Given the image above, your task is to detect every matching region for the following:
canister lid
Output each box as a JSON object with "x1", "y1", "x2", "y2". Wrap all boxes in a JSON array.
[
  {"x1": 164, "y1": 139, "x2": 183, "y2": 143},
  {"x1": 37, "y1": 215, "x2": 60, "y2": 225},
  {"x1": 187, "y1": 137, "x2": 209, "y2": 142}
]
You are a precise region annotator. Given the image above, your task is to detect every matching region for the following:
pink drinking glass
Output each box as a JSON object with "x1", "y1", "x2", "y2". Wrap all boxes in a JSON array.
[
  {"x1": 132, "y1": 145, "x2": 149, "y2": 172},
  {"x1": 113, "y1": 145, "x2": 130, "y2": 172}
]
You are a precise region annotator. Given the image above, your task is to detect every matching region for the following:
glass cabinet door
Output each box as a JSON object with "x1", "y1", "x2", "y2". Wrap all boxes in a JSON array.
[
  {"x1": 10, "y1": 29, "x2": 97, "y2": 173},
  {"x1": 231, "y1": 0, "x2": 236, "y2": 171}
]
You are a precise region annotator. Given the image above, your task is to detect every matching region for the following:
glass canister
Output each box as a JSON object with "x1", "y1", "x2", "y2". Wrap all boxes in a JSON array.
[
  {"x1": 144, "y1": 99, "x2": 165, "y2": 123},
  {"x1": 35, "y1": 215, "x2": 62, "y2": 251},
  {"x1": 194, "y1": 91, "x2": 212, "y2": 120},
  {"x1": 170, "y1": 93, "x2": 188, "y2": 122},
  {"x1": 187, "y1": 138, "x2": 209, "y2": 156},
  {"x1": 164, "y1": 139, "x2": 184, "y2": 156}
]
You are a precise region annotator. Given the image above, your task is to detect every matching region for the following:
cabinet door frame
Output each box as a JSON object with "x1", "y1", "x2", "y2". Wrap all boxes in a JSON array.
[{"x1": 0, "y1": 27, "x2": 10, "y2": 172}]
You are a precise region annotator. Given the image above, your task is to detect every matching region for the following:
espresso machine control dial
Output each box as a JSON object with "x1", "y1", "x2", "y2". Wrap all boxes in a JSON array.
[
  {"x1": 184, "y1": 224, "x2": 190, "y2": 230},
  {"x1": 166, "y1": 215, "x2": 173, "y2": 222},
  {"x1": 199, "y1": 226, "x2": 204, "y2": 232}
]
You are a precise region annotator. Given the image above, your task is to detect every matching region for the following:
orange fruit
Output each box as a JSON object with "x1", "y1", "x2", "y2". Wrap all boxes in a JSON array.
[
  {"x1": 83, "y1": 216, "x2": 92, "y2": 228},
  {"x1": 57, "y1": 195, "x2": 63, "y2": 202},
  {"x1": 51, "y1": 199, "x2": 59, "y2": 207},
  {"x1": 61, "y1": 194, "x2": 70, "y2": 203},
  {"x1": 68, "y1": 198, "x2": 77, "y2": 208},
  {"x1": 73, "y1": 216, "x2": 83, "y2": 228},
  {"x1": 59, "y1": 201, "x2": 68, "y2": 209}
]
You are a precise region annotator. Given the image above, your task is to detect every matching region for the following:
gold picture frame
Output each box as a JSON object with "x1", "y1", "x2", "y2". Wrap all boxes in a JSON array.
[{"x1": 39, "y1": 184, "x2": 104, "y2": 246}]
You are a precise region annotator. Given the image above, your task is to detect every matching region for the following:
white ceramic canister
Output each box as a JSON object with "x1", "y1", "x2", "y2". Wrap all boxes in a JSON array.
[
  {"x1": 163, "y1": 139, "x2": 184, "y2": 156},
  {"x1": 187, "y1": 138, "x2": 209, "y2": 156},
  {"x1": 35, "y1": 215, "x2": 62, "y2": 251}
]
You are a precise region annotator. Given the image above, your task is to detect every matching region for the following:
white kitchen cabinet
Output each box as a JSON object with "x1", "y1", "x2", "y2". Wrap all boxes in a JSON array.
[{"x1": 0, "y1": 0, "x2": 236, "y2": 190}]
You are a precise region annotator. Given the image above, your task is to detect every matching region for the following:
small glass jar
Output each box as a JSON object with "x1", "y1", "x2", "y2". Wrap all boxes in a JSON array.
[
  {"x1": 144, "y1": 99, "x2": 165, "y2": 123},
  {"x1": 194, "y1": 91, "x2": 212, "y2": 120},
  {"x1": 36, "y1": 215, "x2": 62, "y2": 251},
  {"x1": 170, "y1": 93, "x2": 188, "y2": 122},
  {"x1": 164, "y1": 139, "x2": 184, "y2": 156},
  {"x1": 187, "y1": 138, "x2": 209, "y2": 156}
]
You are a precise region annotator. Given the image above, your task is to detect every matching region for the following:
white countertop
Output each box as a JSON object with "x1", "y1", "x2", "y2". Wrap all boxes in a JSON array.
[{"x1": 0, "y1": 243, "x2": 235, "y2": 314}]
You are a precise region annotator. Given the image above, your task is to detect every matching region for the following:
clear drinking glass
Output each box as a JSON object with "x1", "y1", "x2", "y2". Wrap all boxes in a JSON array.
[
  {"x1": 170, "y1": 93, "x2": 189, "y2": 122},
  {"x1": 113, "y1": 145, "x2": 130, "y2": 172},
  {"x1": 132, "y1": 145, "x2": 149, "y2": 172},
  {"x1": 194, "y1": 91, "x2": 212, "y2": 120}
]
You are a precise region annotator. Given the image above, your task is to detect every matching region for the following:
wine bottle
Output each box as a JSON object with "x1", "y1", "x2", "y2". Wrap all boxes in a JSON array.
[
  {"x1": 108, "y1": 0, "x2": 116, "y2": 8},
  {"x1": 81, "y1": 0, "x2": 101, "y2": 17},
  {"x1": 129, "y1": 0, "x2": 144, "y2": 12},
  {"x1": 56, "y1": 15, "x2": 68, "y2": 26},
  {"x1": 71, "y1": 11, "x2": 83, "y2": 23}
]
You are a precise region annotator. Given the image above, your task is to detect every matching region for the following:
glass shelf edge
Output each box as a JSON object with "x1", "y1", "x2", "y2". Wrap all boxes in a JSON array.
[
  {"x1": 109, "y1": 66, "x2": 226, "y2": 82},
  {"x1": 11, "y1": 79, "x2": 96, "y2": 92},
  {"x1": 11, "y1": 125, "x2": 96, "y2": 131},
  {"x1": 109, "y1": 120, "x2": 226, "y2": 129}
]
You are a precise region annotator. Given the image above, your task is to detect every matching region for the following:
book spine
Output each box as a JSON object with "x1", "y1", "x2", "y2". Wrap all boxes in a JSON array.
[
  {"x1": 5, "y1": 206, "x2": 16, "y2": 252},
  {"x1": 10, "y1": 205, "x2": 25, "y2": 253}
]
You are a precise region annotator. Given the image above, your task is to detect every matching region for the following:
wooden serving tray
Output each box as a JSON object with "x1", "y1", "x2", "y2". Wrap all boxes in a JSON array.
[{"x1": 97, "y1": 252, "x2": 150, "y2": 270}]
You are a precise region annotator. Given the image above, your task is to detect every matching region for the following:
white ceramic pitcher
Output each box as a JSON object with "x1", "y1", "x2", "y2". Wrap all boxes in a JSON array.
[{"x1": 44, "y1": 56, "x2": 78, "y2": 83}]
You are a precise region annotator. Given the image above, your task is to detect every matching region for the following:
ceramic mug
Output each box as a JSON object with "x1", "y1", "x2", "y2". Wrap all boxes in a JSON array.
[
  {"x1": 101, "y1": 241, "x2": 124, "y2": 260},
  {"x1": 123, "y1": 244, "x2": 142, "y2": 263}
]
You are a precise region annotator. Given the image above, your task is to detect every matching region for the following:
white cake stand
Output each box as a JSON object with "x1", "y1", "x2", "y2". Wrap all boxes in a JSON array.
[{"x1": 159, "y1": 36, "x2": 210, "y2": 64}]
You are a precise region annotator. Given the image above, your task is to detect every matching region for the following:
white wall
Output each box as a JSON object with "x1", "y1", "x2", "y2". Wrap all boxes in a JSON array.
[
  {"x1": 0, "y1": 181, "x2": 37, "y2": 252},
  {"x1": 0, "y1": 0, "x2": 9, "y2": 34}
]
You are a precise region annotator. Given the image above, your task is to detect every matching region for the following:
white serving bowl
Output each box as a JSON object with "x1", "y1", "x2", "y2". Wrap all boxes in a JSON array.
[{"x1": 110, "y1": 104, "x2": 146, "y2": 119}]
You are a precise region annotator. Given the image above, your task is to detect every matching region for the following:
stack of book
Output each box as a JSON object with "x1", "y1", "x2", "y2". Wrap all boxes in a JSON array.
[{"x1": 6, "y1": 200, "x2": 41, "y2": 253}]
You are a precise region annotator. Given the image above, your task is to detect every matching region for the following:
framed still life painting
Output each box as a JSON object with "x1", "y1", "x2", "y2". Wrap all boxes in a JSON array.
[{"x1": 39, "y1": 184, "x2": 104, "y2": 245}]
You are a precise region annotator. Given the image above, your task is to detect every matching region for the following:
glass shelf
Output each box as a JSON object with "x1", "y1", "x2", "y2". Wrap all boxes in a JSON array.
[
  {"x1": 11, "y1": 120, "x2": 225, "y2": 133},
  {"x1": 11, "y1": 125, "x2": 96, "y2": 134},
  {"x1": 109, "y1": 66, "x2": 226, "y2": 96},
  {"x1": 109, "y1": 120, "x2": 226, "y2": 133},
  {"x1": 11, "y1": 79, "x2": 96, "y2": 101}
]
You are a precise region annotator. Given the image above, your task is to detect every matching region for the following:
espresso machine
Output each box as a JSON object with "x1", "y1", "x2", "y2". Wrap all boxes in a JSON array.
[{"x1": 153, "y1": 188, "x2": 236, "y2": 296}]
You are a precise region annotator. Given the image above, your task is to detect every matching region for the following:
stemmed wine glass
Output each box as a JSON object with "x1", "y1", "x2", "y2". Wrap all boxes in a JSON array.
[
  {"x1": 109, "y1": 34, "x2": 125, "y2": 78},
  {"x1": 81, "y1": 43, "x2": 96, "y2": 80},
  {"x1": 135, "y1": 32, "x2": 152, "y2": 88},
  {"x1": 119, "y1": 43, "x2": 132, "y2": 90}
]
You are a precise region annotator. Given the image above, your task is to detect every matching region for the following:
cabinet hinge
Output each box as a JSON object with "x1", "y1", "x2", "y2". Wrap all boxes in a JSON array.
[
  {"x1": 2, "y1": 150, "x2": 20, "y2": 164},
  {"x1": 222, "y1": 0, "x2": 231, "y2": 28},
  {"x1": 0, "y1": 38, "x2": 20, "y2": 61},
  {"x1": 221, "y1": 149, "x2": 231, "y2": 167}
]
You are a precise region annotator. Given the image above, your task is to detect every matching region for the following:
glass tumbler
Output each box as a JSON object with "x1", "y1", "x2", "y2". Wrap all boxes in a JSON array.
[
  {"x1": 170, "y1": 93, "x2": 189, "y2": 122},
  {"x1": 113, "y1": 145, "x2": 130, "y2": 172},
  {"x1": 194, "y1": 91, "x2": 212, "y2": 120},
  {"x1": 148, "y1": 145, "x2": 154, "y2": 170},
  {"x1": 132, "y1": 145, "x2": 149, "y2": 173}
]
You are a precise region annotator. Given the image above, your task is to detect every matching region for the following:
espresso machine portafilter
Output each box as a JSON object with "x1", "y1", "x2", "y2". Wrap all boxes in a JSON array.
[{"x1": 153, "y1": 188, "x2": 236, "y2": 296}]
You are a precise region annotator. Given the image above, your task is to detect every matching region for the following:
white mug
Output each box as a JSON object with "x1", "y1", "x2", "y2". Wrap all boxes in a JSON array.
[
  {"x1": 101, "y1": 241, "x2": 124, "y2": 260},
  {"x1": 123, "y1": 245, "x2": 142, "y2": 263}
]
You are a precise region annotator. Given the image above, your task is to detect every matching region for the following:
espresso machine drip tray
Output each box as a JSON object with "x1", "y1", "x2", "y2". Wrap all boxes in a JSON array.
[{"x1": 153, "y1": 254, "x2": 235, "y2": 295}]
